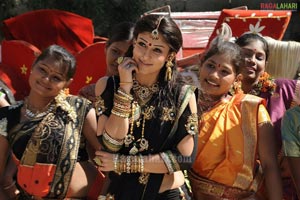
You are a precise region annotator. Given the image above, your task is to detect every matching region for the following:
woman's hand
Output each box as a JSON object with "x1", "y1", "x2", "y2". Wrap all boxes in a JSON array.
[
  {"x1": 94, "y1": 150, "x2": 115, "y2": 172},
  {"x1": 117, "y1": 57, "x2": 138, "y2": 93}
]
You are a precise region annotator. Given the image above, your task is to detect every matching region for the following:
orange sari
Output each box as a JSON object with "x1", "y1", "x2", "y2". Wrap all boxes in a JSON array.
[{"x1": 190, "y1": 93, "x2": 270, "y2": 199}]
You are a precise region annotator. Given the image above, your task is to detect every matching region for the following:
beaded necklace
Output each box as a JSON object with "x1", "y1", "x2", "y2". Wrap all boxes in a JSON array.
[{"x1": 24, "y1": 98, "x2": 55, "y2": 119}]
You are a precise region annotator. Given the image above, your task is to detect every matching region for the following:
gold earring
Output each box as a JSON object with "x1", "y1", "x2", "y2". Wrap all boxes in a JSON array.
[
  {"x1": 229, "y1": 79, "x2": 242, "y2": 95},
  {"x1": 165, "y1": 59, "x2": 173, "y2": 81}
]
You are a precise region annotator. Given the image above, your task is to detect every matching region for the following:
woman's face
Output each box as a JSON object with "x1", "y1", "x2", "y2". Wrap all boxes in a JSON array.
[
  {"x1": 241, "y1": 40, "x2": 267, "y2": 83},
  {"x1": 199, "y1": 53, "x2": 236, "y2": 97},
  {"x1": 133, "y1": 32, "x2": 171, "y2": 77},
  {"x1": 105, "y1": 40, "x2": 132, "y2": 76},
  {"x1": 29, "y1": 57, "x2": 70, "y2": 98}
]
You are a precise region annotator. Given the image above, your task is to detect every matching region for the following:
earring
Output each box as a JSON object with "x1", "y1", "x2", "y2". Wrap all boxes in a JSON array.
[
  {"x1": 229, "y1": 80, "x2": 242, "y2": 95},
  {"x1": 165, "y1": 59, "x2": 173, "y2": 81}
]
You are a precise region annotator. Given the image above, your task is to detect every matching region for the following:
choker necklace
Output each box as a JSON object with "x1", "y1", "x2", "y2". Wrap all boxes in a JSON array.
[
  {"x1": 198, "y1": 90, "x2": 225, "y2": 114},
  {"x1": 24, "y1": 98, "x2": 55, "y2": 119},
  {"x1": 132, "y1": 79, "x2": 159, "y2": 106}
]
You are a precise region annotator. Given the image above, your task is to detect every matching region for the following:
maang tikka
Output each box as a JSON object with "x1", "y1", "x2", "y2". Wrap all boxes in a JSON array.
[{"x1": 151, "y1": 16, "x2": 164, "y2": 40}]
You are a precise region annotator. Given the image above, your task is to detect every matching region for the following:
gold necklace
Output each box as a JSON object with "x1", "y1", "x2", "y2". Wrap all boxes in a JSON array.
[
  {"x1": 132, "y1": 80, "x2": 159, "y2": 106},
  {"x1": 24, "y1": 98, "x2": 55, "y2": 119},
  {"x1": 125, "y1": 102, "x2": 155, "y2": 155}
]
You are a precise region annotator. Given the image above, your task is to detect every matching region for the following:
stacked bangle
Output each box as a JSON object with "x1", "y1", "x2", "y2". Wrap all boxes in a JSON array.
[
  {"x1": 102, "y1": 129, "x2": 124, "y2": 152},
  {"x1": 114, "y1": 154, "x2": 145, "y2": 174},
  {"x1": 111, "y1": 88, "x2": 133, "y2": 118}
]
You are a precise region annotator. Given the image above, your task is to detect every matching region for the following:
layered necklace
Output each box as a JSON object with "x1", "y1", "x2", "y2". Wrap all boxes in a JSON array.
[
  {"x1": 24, "y1": 98, "x2": 55, "y2": 119},
  {"x1": 124, "y1": 80, "x2": 159, "y2": 155}
]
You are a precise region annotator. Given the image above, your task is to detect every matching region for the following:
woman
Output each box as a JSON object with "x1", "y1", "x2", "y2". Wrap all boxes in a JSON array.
[
  {"x1": 189, "y1": 36, "x2": 282, "y2": 199},
  {"x1": 78, "y1": 21, "x2": 135, "y2": 103},
  {"x1": 0, "y1": 45, "x2": 103, "y2": 199},
  {"x1": 281, "y1": 104, "x2": 300, "y2": 198},
  {"x1": 94, "y1": 14, "x2": 198, "y2": 199},
  {"x1": 236, "y1": 33, "x2": 300, "y2": 199}
]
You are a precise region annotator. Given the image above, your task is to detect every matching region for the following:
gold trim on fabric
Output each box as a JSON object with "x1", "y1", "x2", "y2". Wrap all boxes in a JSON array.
[
  {"x1": 20, "y1": 113, "x2": 56, "y2": 166},
  {"x1": 185, "y1": 113, "x2": 198, "y2": 135},
  {"x1": 95, "y1": 96, "x2": 106, "y2": 116},
  {"x1": 233, "y1": 94, "x2": 261, "y2": 190},
  {"x1": 48, "y1": 97, "x2": 88, "y2": 198}
]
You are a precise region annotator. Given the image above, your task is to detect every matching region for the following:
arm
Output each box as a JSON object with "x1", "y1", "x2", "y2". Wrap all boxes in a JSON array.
[
  {"x1": 0, "y1": 136, "x2": 10, "y2": 180},
  {"x1": 286, "y1": 157, "x2": 300, "y2": 196},
  {"x1": 95, "y1": 93, "x2": 198, "y2": 174},
  {"x1": 257, "y1": 106, "x2": 282, "y2": 200},
  {"x1": 281, "y1": 108, "x2": 300, "y2": 197},
  {"x1": 95, "y1": 76, "x2": 130, "y2": 141},
  {"x1": 82, "y1": 108, "x2": 101, "y2": 151},
  {"x1": 95, "y1": 134, "x2": 196, "y2": 174}
]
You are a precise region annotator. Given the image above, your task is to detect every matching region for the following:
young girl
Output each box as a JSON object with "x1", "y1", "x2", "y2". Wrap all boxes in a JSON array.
[
  {"x1": 0, "y1": 45, "x2": 102, "y2": 199},
  {"x1": 189, "y1": 36, "x2": 282, "y2": 199},
  {"x1": 78, "y1": 21, "x2": 135, "y2": 103},
  {"x1": 94, "y1": 14, "x2": 198, "y2": 199},
  {"x1": 236, "y1": 33, "x2": 300, "y2": 199}
]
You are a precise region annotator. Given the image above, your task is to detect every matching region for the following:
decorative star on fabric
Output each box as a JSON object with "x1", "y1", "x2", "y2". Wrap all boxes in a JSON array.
[
  {"x1": 20, "y1": 64, "x2": 28, "y2": 75},
  {"x1": 85, "y1": 76, "x2": 92, "y2": 84}
]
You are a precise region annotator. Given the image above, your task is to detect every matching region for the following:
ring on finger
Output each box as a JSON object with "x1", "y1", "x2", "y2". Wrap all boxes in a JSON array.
[
  {"x1": 126, "y1": 63, "x2": 133, "y2": 68},
  {"x1": 93, "y1": 157, "x2": 102, "y2": 166},
  {"x1": 117, "y1": 57, "x2": 124, "y2": 65}
]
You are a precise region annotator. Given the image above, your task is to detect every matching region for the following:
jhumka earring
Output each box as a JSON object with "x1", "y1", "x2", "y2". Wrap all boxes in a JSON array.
[
  {"x1": 229, "y1": 75, "x2": 243, "y2": 95},
  {"x1": 151, "y1": 16, "x2": 164, "y2": 40},
  {"x1": 165, "y1": 56, "x2": 174, "y2": 81}
]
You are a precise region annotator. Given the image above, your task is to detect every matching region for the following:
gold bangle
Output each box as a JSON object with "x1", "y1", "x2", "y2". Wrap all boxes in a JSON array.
[{"x1": 120, "y1": 82, "x2": 133, "y2": 84}]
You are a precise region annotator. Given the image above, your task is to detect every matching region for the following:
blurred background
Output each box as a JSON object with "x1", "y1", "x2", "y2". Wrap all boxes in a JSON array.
[{"x1": 0, "y1": 0, "x2": 299, "y2": 41}]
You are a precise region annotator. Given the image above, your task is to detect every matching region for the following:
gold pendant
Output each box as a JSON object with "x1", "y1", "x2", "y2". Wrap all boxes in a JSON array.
[
  {"x1": 139, "y1": 173, "x2": 150, "y2": 185},
  {"x1": 139, "y1": 138, "x2": 149, "y2": 151},
  {"x1": 129, "y1": 145, "x2": 139, "y2": 155},
  {"x1": 124, "y1": 134, "x2": 135, "y2": 147}
]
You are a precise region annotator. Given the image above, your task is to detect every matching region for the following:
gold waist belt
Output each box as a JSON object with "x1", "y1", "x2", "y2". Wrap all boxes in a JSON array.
[{"x1": 188, "y1": 169, "x2": 255, "y2": 200}]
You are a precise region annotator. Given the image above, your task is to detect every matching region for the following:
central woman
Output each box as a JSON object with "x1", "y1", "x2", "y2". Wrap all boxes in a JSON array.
[{"x1": 94, "y1": 14, "x2": 198, "y2": 200}]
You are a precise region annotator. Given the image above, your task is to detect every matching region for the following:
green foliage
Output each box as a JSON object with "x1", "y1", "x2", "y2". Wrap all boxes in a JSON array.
[{"x1": 1, "y1": 0, "x2": 149, "y2": 37}]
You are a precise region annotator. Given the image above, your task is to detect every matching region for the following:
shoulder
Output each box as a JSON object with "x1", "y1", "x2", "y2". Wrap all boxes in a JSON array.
[
  {"x1": 275, "y1": 78, "x2": 297, "y2": 87},
  {"x1": 231, "y1": 93, "x2": 266, "y2": 109},
  {"x1": 274, "y1": 78, "x2": 299, "y2": 94},
  {"x1": 95, "y1": 76, "x2": 111, "y2": 96},
  {"x1": 284, "y1": 106, "x2": 300, "y2": 118},
  {"x1": 66, "y1": 95, "x2": 92, "y2": 108}
]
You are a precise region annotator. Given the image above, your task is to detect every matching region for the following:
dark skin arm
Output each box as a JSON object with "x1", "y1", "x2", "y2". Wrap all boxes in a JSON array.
[
  {"x1": 258, "y1": 121, "x2": 282, "y2": 200},
  {"x1": 286, "y1": 157, "x2": 300, "y2": 197}
]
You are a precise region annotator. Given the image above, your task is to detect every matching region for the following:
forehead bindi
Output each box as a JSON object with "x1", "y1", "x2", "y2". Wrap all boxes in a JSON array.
[
  {"x1": 244, "y1": 41, "x2": 265, "y2": 54},
  {"x1": 138, "y1": 33, "x2": 167, "y2": 48}
]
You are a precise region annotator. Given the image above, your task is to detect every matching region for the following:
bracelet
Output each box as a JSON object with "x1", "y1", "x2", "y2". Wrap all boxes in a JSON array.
[
  {"x1": 119, "y1": 82, "x2": 133, "y2": 85},
  {"x1": 3, "y1": 180, "x2": 16, "y2": 190}
]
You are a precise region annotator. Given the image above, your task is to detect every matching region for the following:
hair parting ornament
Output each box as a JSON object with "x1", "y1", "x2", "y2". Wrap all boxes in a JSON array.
[{"x1": 151, "y1": 16, "x2": 164, "y2": 40}]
